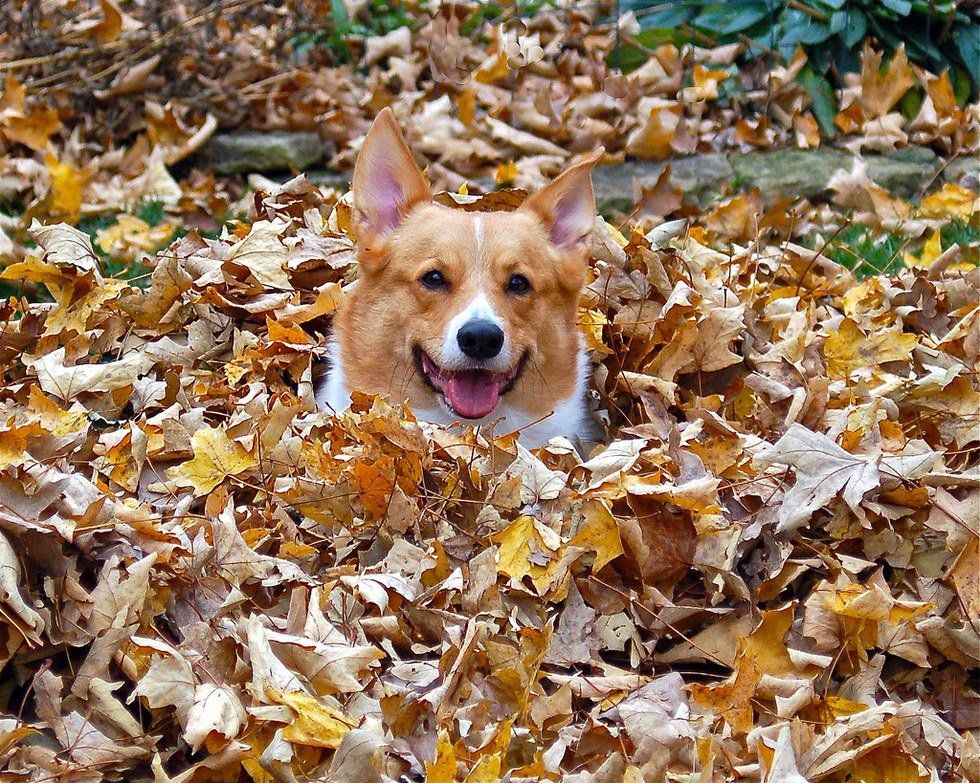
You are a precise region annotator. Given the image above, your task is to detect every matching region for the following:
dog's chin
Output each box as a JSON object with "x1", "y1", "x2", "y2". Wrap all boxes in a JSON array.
[{"x1": 414, "y1": 347, "x2": 525, "y2": 420}]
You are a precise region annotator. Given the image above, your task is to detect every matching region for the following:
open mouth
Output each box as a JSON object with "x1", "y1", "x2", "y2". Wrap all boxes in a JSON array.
[{"x1": 415, "y1": 348, "x2": 525, "y2": 420}]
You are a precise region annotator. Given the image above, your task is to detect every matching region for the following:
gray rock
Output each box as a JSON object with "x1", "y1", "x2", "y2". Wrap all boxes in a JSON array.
[
  {"x1": 730, "y1": 148, "x2": 852, "y2": 201},
  {"x1": 592, "y1": 153, "x2": 733, "y2": 213},
  {"x1": 306, "y1": 169, "x2": 351, "y2": 191},
  {"x1": 208, "y1": 131, "x2": 326, "y2": 174},
  {"x1": 941, "y1": 156, "x2": 979, "y2": 190},
  {"x1": 863, "y1": 146, "x2": 939, "y2": 198}
]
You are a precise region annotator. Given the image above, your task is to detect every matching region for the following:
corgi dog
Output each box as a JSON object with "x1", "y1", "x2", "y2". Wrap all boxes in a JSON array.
[{"x1": 316, "y1": 108, "x2": 601, "y2": 449}]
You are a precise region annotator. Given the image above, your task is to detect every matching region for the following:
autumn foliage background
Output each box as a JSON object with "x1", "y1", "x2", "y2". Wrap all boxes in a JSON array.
[{"x1": 0, "y1": 2, "x2": 978, "y2": 782}]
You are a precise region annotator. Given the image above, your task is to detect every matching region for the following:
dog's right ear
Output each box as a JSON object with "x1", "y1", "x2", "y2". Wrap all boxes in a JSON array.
[{"x1": 352, "y1": 108, "x2": 431, "y2": 247}]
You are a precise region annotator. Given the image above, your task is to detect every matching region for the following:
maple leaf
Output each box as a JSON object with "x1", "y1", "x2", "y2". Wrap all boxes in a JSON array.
[
  {"x1": 756, "y1": 424, "x2": 881, "y2": 533},
  {"x1": 165, "y1": 426, "x2": 258, "y2": 495},
  {"x1": 183, "y1": 684, "x2": 245, "y2": 752},
  {"x1": 690, "y1": 659, "x2": 761, "y2": 734},
  {"x1": 0, "y1": 10, "x2": 976, "y2": 781},
  {"x1": 270, "y1": 688, "x2": 357, "y2": 749},
  {"x1": 824, "y1": 318, "x2": 917, "y2": 380},
  {"x1": 226, "y1": 218, "x2": 293, "y2": 290},
  {"x1": 493, "y1": 515, "x2": 565, "y2": 596},
  {"x1": 425, "y1": 729, "x2": 457, "y2": 783}
]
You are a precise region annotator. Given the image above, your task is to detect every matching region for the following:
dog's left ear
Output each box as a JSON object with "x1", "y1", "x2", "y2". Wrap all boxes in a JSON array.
[
  {"x1": 352, "y1": 108, "x2": 431, "y2": 245},
  {"x1": 520, "y1": 149, "x2": 603, "y2": 252}
]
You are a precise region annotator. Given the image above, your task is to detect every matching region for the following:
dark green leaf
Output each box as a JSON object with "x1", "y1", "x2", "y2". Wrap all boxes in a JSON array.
[
  {"x1": 952, "y1": 22, "x2": 980, "y2": 92},
  {"x1": 880, "y1": 0, "x2": 913, "y2": 16},
  {"x1": 797, "y1": 65, "x2": 838, "y2": 137},
  {"x1": 693, "y1": 3, "x2": 771, "y2": 36},
  {"x1": 634, "y1": 4, "x2": 697, "y2": 30},
  {"x1": 798, "y1": 19, "x2": 834, "y2": 45},
  {"x1": 840, "y1": 8, "x2": 867, "y2": 48},
  {"x1": 898, "y1": 86, "x2": 923, "y2": 121},
  {"x1": 330, "y1": 0, "x2": 349, "y2": 26}
]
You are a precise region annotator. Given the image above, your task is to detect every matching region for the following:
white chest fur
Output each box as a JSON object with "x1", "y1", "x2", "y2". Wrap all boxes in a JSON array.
[{"x1": 314, "y1": 341, "x2": 596, "y2": 449}]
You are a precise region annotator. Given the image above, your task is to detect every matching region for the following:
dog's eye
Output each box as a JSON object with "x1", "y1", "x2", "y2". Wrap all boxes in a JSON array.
[
  {"x1": 506, "y1": 273, "x2": 531, "y2": 295},
  {"x1": 420, "y1": 270, "x2": 448, "y2": 290}
]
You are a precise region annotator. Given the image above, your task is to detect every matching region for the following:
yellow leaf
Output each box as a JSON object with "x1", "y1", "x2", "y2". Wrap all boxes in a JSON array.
[
  {"x1": 603, "y1": 219, "x2": 630, "y2": 248},
  {"x1": 95, "y1": 215, "x2": 176, "y2": 261},
  {"x1": 742, "y1": 606, "x2": 797, "y2": 677},
  {"x1": 625, "y1": 100, "x2": 682, "y2": 160},
  {"x1": 0, "y1": 76, "x2": 61, "y2": 152},
  {"x1": 426, "y1": 729, "x2": 457, "y2": 783},
  {"x1": 224, "y1": 360, "x2": 248, "y2": 386},
  {"x1": 689, "y1": 659, "x2": 760, "y2": 734},
  {"x1": 473, "y1": 50, "x2": 509, "y2": 84},
  {"x1": 569, "y1": 500, "x2": 624, "y2": 572},
  {"x1": 28, "y1": 387, "x2": 87, "y2": 436},
  {"x1": 494, "y1": 160, "x2": 518, "y2": 186},
  {"x1": 623, "y1": 767, "x2": 644, "y2": 783},
  {"x1": 578, "y1": 308, "x2": 613, "y2": 357},
  {"x1": 840, "y1": 736, "x2": 928, "y2": 783},
  {"x1": 0, "y1": 421, "x2": 42, "y2": 470},
  {"x1": 44, "y1": 277, "x2": 128, "y2": 338},
  {"x1": 458, "y1": 88, "x2": 476, "y2": 126},
  {"x1": 166, "y1": 426, "x2": 258, "y2": 495},
  {"x1": 288, "y1": 282, "x2": 344, "y2": 324},
  {"x1": 44, "y1": 154, "x2": 88, "y2": 223},
  {"x1": 0, "y1": 255, "x2": 66, "y2": 292},
  {"x1": 266, "y1": 318, "x2": 314, "y2": 346},
  {"x1": 464, "y1": 754, "x2": 500, "y2": 783},
  {"x1": 266, "y1": 688, "x2": 356, "y2": 750},
  {"x1": 493, "y1": 515, "x2": 564, "y2": 595},
  {"x1": 239, "y1": 727, "x2": 275, "y2": 783},
  {"x1": 807, "y1": 695, "x2": 869, "y2": 726},
  {"x1": 918, "y1": 183, "x2": 979, "y2": 219},
  {"x1": 904, "y1": 229, "x2": 942, "y2": 270},
  {"x1": 684, "y1": 64, "x2": 729, "y2": 101},
  {"x1": 279, "y1": 541, "x2": 317, "y2": 559},
  {"x1": 825, "y1": 318, "x2": 916, "y2": 380}
]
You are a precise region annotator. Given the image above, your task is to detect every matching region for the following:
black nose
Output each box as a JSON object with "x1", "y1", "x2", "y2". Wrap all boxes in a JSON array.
[{"x1": 457, "y1": 320, "x2": 504, "y2": 360}]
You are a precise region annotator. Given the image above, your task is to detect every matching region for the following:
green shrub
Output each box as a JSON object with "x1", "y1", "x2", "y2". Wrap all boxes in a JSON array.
[
  {"x1": 292, "y1": 0, "x2": 417, "y2": 66},
  {"x1": 613, "y1": 1, "x2": 979, "y2": 133}
]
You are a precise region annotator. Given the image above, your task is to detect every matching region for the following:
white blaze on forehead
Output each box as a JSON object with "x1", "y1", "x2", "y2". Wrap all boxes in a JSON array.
[{"x1": 473, "y1": 214, "x2": 484, "y2": 262}]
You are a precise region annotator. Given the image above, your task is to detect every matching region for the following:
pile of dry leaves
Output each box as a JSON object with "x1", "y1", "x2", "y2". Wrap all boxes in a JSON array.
[
  {"x1": 0, "y1": 172, "x2": 977, "y2": 782},
  {"x1": 2, "y1": 0, "x2": 977, "y2": 238}
]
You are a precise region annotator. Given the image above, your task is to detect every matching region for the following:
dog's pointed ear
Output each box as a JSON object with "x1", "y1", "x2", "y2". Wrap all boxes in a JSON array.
[
  {"x1": 352, "y1": 108, "x2": 431, "y2": 242},
  {"x1": 520, "y1": 149, "x2": 602, "y2": 252}
]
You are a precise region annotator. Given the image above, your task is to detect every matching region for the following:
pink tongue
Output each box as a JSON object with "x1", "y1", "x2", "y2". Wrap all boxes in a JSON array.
[{"x1": 444, "y1": 370, "x2": 501, "y2": 419}]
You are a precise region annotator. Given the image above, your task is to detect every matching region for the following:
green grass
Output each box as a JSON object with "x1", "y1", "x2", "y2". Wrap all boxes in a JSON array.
[
  {"x1": 822, "y1": 218, "x2": 979, "y2": 280},
  {"x1": 77, "y1": 199, "x2": 172, "y2": 283},
  {"x1": 941, "y1": 217, "x2": 980, "y2": 252},
  {"x1": 825, "y1": 224, "x2": 908, "y2": 279},
  {"x1": 293, "y1": 0, "x2": 417, "y2": 66}
]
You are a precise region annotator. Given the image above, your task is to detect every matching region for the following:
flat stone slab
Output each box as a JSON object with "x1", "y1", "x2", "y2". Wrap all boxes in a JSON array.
[
  {"x1": 863, "y1": 147, "x2": 940, "y2": 198},
  {"x1": 215, "y1": 141, "x2": 962, "y2": 215},
  {"x1": 306, "y1": 169, "x2": 351, "y2": 191},
  {"x1": 592, "y1": 153, "x2": 733, "y2": 212},
  {"x1": 942, "y1": 156, "x2": 979, "y2": 189},
  {"x1": 208, "y1": 131, "x2": 326, "y2": 174},
  {"x1": 730, "y1": 148, "x2": 852, "y2": 200},
  {"x1": 592, "y1": 145, "x2": 947, "y2": 212}
]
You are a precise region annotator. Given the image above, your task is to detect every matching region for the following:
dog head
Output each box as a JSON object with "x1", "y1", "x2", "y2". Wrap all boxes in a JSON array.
[{"x1": 332, "y1": 108, "x2": 599, "y2": 429}]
